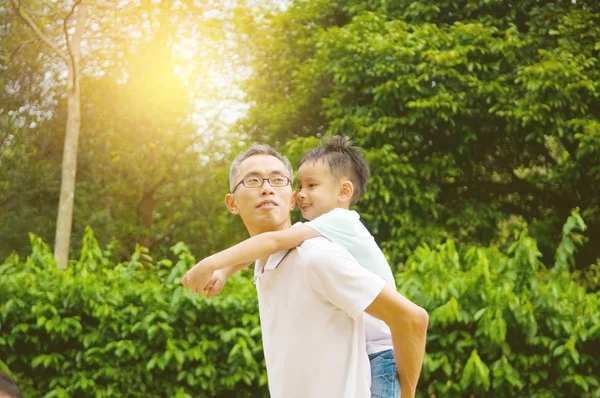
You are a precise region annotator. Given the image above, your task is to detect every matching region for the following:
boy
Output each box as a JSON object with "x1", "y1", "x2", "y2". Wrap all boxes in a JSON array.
[{"x1": 183, "y1": 136, "x2": 425, "y2": 397}]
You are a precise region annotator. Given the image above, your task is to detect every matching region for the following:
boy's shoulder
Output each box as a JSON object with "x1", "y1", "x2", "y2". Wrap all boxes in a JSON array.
[
  {"x1": 308, "y1": 208, "x2": 361, "y2": 227},
  {"x1": 307, "y1": 208, "x2": 371, "y2": 238}
]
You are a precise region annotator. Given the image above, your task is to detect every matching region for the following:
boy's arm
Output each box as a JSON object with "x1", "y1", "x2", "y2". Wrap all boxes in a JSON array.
[
  {"x1": 364, "y1": 286, "x2": 429, "y2": 398},
  {"x1": 182, "y1": 225, "x2": 321, "y2": 291},
  {"x1": 203, "y1": 225, "x2": 321, "y2": 271}
]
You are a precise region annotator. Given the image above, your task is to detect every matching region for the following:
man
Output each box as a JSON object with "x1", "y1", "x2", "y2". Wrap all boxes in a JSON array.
[
  {"x1": 184, "y1": 144, "x2": 428, "y2": 397},
  {"x1": 0, "y1": 371, "x2": 22, "y2": 398}
]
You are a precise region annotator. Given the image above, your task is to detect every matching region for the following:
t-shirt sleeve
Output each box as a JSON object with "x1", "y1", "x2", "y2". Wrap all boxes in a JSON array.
[
  {"x1": 304, "y1": 241, "x2": 386, "y2": 320},
  {"x1": 305, "y1": 209, "x2": 355, "y2": 243}
]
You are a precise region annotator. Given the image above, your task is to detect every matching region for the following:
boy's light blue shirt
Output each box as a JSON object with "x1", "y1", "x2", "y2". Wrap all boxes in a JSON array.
[{"x1": 305, "y1": 208, "x2": 396, "y2": 288}]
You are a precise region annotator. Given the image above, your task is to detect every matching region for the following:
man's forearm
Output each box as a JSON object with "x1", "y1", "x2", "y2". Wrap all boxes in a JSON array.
[
  {"x1": 365, "y1": 286, "x2": 429, "y2": 398},
  {"x1": 389, "y1": 306, "x2": 428, "y2": 397}
]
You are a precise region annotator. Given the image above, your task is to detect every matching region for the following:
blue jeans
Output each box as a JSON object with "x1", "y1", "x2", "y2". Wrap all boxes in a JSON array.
[{"x1": 369, "y1": 349, "x2": 401, "y2": 398}]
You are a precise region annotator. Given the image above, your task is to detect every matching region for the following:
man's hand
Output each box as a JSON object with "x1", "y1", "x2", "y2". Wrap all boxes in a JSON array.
[
  {"x1": 204, "y1": 269, "x2": 228, "y2": 298},
  {"x1": 181, "y1": 260, "x2": 213, "y2": 294}
]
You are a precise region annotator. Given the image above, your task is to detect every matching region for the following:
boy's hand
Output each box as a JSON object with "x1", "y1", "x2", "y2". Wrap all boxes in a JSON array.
[
  {"x1": 181, "y1": 261, "x2": 213, "y2": 294},
  {"x1": 204, "y1": 269, "x2": 228, "y2": 299}
]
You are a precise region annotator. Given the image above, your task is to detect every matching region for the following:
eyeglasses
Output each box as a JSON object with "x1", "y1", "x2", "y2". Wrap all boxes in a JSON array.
[{"x1": 232, "y1": 175, "x2": 291, "y2": 193}]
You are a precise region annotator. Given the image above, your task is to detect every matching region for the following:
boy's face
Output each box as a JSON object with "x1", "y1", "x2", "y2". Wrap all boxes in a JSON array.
[
  {"x1": 226, "y1": 155, "x2": 296, "y2": 236},
  {"x1": 297, "y1": 160, "x2": 343, "y2": 221}
]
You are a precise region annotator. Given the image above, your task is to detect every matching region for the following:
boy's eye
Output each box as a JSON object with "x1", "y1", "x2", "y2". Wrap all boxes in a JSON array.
[{"x1": 308, "y1": 183, "x2": 317, "y2": 188}]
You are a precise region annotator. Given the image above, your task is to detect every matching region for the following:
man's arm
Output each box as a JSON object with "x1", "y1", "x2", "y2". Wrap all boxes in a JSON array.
[
  {"x1": 182, "y1": 225, "x2": 321, "y2": 291},
  {"x1": 303, "y1": 241, "x2": 428, "y2": 398},
  {"x1": 365, "y1": 286, "x2": 429, "y2": 398}
]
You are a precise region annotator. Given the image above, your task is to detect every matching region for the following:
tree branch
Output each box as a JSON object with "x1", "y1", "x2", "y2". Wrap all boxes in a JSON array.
[
  {"x1": 11, "y1": 0, "x2": 68, "y2": 63},
  {"x1": 41, "y1": 0, "x2": 66, "y2": 19},
  {"x1": 63, "y1": 0, "x2": 85, "y2": 88},
  {"x1": 4, "y1": 38, "x2": 36, "y2": 64}
]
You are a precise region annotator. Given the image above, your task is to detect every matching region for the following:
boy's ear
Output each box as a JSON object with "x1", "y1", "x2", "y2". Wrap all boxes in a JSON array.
[
  {"x1": 339, "y1": 180, "x2": 354, "y2": 202},
  {"x1": 225, "y1": 194, "x2": 239, "y2": 214}
]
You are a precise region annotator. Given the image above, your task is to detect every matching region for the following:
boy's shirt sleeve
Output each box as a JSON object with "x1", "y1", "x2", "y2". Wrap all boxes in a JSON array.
[
  {"x1": 305, "y1": 208, "x2": 397, "y2": 288},
  {"x1": 305, "y1": 208, "x2": 357, "y2": 243}
]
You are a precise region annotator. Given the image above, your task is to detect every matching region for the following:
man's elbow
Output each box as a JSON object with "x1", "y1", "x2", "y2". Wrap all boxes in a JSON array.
[
  {"x1": 392, "y1": 305, "x2": 429, "y2": 336},
  {"x1": 414, "y1": 306, "x2": 429, "y2": 333}
]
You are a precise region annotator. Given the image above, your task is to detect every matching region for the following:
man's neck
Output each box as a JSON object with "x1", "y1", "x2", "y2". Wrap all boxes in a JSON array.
[
  {"x1": 246, "y1": 218, "x2": 292, "y2": 264},
  {"x1": 247, "y1": 218, "x2": 292, "y2": 238}
]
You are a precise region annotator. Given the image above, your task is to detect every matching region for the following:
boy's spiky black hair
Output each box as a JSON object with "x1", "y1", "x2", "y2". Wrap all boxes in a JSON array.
[{"x1": 299, "y1": 135, "x2": 370, "y2": 204}]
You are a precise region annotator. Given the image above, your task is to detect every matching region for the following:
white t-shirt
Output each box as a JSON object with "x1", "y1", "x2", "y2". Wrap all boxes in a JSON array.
[
  {"x1": 306, "y1": 208, "x2": 395, "y2": 354},
  {"x1": 255, "y1": 237, "x2": 385, "y2": 398}
]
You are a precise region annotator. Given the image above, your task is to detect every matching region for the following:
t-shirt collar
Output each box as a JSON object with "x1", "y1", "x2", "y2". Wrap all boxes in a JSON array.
[{"x1": 254, "y1": 249, "x2": 291, "y2": 282}]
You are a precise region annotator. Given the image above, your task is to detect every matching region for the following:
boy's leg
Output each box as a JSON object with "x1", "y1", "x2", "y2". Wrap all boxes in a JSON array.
[{"x1": 369, "y1": 349, "x2": 401, "y2": 398}]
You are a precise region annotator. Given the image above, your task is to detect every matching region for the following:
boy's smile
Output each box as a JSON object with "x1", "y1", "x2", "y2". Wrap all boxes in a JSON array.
[{"x1": 297, "y1": 160, "x2": 344, "y2": 221}]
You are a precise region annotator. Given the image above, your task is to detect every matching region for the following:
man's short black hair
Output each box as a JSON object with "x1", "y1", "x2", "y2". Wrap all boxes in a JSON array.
[
  {"x1": 0, "y1": 371, "x2": 23, "y2": 398},
  {"x1": 299, "y1": 135, "x2": 370, "y2": 204}
]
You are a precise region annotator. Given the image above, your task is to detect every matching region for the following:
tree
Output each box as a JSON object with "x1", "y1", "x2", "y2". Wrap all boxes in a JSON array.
[
  {"x1": 0, "y1": 4, "x2": 63, "y2": 260},
  {"x1": 239, "y1": 0, "x2": 600, "y2": 269},
  {"x1": 10, "y1": 0, "x2": 88, "y2": 268},
  {"x1": 4, "y1": 0, "x2": 250, "y2": 262}
]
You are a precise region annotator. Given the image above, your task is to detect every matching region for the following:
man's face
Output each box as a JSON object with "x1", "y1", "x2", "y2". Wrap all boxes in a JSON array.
[{"x1": 226, "y1": 154, "x2": 295, "y2": 236}]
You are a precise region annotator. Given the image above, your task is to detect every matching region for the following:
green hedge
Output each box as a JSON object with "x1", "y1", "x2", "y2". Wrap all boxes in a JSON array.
[
  {"x1": 400, "y1": 211, "x2": 600, "y2": 397},
  {"x1": 0, "y1": 228, "x2": 268, "y2": 397},
  {"x1": 1, "y1": 212, "x2": 599, "y2": 397}
]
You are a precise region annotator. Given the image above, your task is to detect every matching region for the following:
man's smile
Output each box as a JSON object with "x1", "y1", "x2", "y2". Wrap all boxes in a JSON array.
[{"x1": 256, "y1": 199, "x2": 278, "y2": 209}]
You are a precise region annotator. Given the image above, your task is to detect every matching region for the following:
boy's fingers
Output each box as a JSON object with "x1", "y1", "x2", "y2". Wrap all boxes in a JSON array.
[
  {"x1": 203, "y1": 280, "x2": 215, "y2": 293},
  {"x1": 206, "y1": 280, "x2": 223, "y2": 299}
]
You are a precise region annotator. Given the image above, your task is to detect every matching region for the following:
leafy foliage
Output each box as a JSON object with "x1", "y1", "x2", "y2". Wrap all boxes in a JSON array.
[
  {"x1": 1, "y1": 1, "x2": 250, "y2": 261},
  {"x1": 2, "y1": 214, "x2": 599, "y2": 397},
  {"x1": 240, "y1": 0, "x2": 600, "y2": 268},
  {"x1": 399, "y1": 210, "x2": 599, "y2": 397},
  {"x1": 0, "y1": 228, "x2": 267, "y2": 397}
]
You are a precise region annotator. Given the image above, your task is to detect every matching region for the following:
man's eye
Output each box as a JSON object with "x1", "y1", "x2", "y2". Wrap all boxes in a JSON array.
[
  {"x1": 271, "y1": 176, "x2": 287, "y2": 185},
  {"x1": 245, "y1": 177, "x2": 261, "y2": 185}
]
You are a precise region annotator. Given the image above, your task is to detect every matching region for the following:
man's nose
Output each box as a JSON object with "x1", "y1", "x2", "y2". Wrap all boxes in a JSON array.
[{"x1": 259, "y1": 180, "x2": 275, "y2": 195}]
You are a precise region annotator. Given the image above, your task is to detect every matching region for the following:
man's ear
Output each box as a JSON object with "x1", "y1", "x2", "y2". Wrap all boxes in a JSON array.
[
  {"x1": 339, "y1": 180, "x2": 354, "y2": 202},
  {"x1": 225, "y1": 194, "x2": 239, "y2": 214},
  {"x1": 289, "y1": 191, "x2": 297, "y2": 211}
]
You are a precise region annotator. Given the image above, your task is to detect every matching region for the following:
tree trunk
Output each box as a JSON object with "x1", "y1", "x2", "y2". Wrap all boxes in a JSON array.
[{"x1": 54, "y1": 2, "x2": 88, "y2": 269}]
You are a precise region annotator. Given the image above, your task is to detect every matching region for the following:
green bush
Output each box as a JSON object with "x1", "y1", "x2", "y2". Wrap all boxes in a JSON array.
[
  {"x1": 399, "y1": 211, "x2": 600, "y2": 397},
  {"x1": 0, "y1": 228, "x2": 268, "y2": 398},
  {"x1": 2, "y1": 213, "x2": 599, "y2": 397}
]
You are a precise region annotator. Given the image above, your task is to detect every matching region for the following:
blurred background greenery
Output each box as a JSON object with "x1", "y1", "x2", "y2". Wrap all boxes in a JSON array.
[{"x1": 1, "y1": 0, "x2": 599, "y2": 396}]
